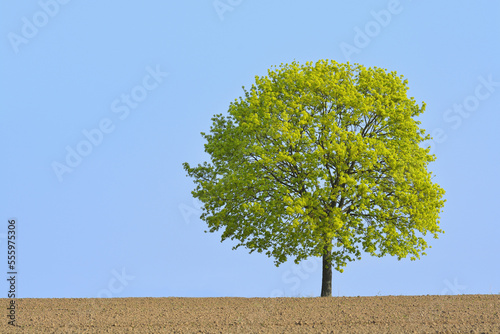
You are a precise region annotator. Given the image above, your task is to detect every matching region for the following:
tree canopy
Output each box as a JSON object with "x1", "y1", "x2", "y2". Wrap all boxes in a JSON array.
[{"x1": 183, "y1": 59, "x2": 446, "y2": 296}]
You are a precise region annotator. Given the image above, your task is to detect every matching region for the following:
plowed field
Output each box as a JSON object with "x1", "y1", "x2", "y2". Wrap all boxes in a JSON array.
[{"x1": 2, "y1": 295, "x2": 499, "y2": 333}]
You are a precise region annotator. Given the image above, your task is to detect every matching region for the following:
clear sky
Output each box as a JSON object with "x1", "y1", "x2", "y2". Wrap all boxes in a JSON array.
[{"x1": 1, "y1": 1, "x2": 499, "y2": 298}]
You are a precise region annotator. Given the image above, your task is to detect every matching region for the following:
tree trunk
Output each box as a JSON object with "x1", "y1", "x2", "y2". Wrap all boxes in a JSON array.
[{"x1": 320, "y1": 244, "x2": 332, "y2": 297}]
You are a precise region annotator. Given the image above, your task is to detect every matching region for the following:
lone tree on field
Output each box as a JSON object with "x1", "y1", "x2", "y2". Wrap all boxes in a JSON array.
[{"x1": 183, "y1": 60, "x2": 446, "y2": 297}]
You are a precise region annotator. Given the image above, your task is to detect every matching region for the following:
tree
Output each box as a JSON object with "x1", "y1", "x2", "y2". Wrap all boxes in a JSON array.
[{"x1": 183, "y1": 60, "x2": 446, "y2": 297}]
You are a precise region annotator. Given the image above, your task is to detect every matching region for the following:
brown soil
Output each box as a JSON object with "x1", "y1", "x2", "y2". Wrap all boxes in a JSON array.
[{"x1": 2, "y1": 295, "x2": 499, "y2": 333}]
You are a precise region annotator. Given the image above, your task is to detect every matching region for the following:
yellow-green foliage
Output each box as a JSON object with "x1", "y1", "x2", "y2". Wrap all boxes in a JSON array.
[{"x1": 183, "y1": 60, "x2": 446, "y2": 272}]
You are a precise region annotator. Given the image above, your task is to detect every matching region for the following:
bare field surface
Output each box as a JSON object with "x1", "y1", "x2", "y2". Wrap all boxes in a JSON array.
[{"x1": 2, "y1": 295, "x2": 499, "y2": 333}]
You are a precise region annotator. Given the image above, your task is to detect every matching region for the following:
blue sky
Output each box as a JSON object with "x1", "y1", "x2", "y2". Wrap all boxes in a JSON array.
[{"x1": 1, "y1": 1, "x2": 499, "y2": 298}]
